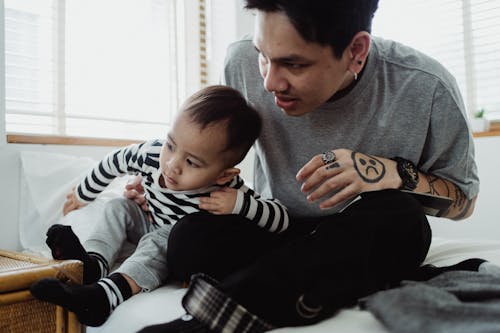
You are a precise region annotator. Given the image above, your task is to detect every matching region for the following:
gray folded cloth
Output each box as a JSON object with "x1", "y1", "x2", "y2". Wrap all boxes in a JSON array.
[{"x1": 361, "y1": 262, "x2": 500, "y2": 333}]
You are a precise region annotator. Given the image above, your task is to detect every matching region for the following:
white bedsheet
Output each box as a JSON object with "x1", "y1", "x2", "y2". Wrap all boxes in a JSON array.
[{"x1": 86, "y1": 237, "x2": 500, "y2": 333}]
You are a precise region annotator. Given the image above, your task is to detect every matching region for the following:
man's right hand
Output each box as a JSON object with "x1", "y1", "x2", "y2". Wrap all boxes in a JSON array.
[{"x1": 124, "y1": 175, "x2": 149, "y2": 213}]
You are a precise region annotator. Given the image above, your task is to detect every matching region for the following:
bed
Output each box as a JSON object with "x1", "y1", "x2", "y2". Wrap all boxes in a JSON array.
[
  {"x1": 81, "y1": 237, "x2": 500, "y2": 333},
  {"x1": 18, "y1": 150, "x2": 500, "y2": 333}
]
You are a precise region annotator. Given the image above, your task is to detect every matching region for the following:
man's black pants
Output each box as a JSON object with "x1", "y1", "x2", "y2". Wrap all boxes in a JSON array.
[{"x1": 167, "y1": 189, "x2": 431, "y2": 327}]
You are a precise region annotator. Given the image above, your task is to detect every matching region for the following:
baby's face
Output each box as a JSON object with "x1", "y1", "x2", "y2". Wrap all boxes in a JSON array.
[{"x1": 159, "y1": 112, "x2": 231, "y2": 191}]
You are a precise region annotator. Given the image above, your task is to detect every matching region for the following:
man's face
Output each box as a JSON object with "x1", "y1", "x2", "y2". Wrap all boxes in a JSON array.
[{"x1": 253, "y1": 11, "x2": 353, "y2": 116}]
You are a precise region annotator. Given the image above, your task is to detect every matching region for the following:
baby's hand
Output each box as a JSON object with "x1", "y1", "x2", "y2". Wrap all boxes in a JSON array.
[
  {"x1": 199, "y1": 187, "x2": 237, "y2": 215},
  {"x1": 123, "y1": 175, "x2": 149, "y2": 213},
  {"x1": 63, "y1": 187, "x2": 87, "y2": 216}
]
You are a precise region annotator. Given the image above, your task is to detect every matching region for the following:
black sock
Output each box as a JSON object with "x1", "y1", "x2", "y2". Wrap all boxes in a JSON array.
[
  {"x1": 97, "y1": 273, "x2": 133, "y2": 312},
  {"x1": 413, "y1": 258, "x2": 487, "y2": 281},
  {"x1": 46, "y1": 224, "x2": 105, "y2": 283},
  {"x1": 30, "y1": 278, "x2": 111, "y2": 327},
  {"x1": 30, "y1": 273, "x2": 132, "y2": 327},
  {"x1": 137, "y1": 315, "x2": 213, "y2": 333}
]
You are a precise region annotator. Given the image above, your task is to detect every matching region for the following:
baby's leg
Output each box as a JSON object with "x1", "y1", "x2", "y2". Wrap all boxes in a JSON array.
[
  {"x1": 30, "y1": 272, "x2": 132, "y2": 327},
  {"x1": 113, "y1": 222, "x2": 173, "y2": 292},
  {"x1": 83, "y1": 197, "x2": 155, "y2": 270},
  {"x1": 48, "y1": 197, "x2": 154, "y2": 283},
  {"x1": 46, "y1": 224, "x2": 102, "y2": 284},
  {"x1": 32, "y1": 224, "x2": 171, "y2": 326}
]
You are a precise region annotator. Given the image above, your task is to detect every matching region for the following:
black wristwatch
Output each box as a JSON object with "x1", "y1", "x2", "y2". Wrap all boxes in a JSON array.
[{"x1": 392, "y1": 157, "x2": 419, "y2": 191}]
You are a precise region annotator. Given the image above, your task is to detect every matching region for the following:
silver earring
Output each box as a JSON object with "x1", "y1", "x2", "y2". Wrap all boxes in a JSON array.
[{"x1": 354, "y1": 72, "x2": 358, "y2": 81}]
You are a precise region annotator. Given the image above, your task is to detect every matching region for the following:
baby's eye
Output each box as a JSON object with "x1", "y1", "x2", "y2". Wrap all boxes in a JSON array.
[
  {"x1": 166, "y1": 142, "x2": 174, "y2": 151},
  {"x1": 186, "y1": 159, "x2": 200, "y2": 168}
]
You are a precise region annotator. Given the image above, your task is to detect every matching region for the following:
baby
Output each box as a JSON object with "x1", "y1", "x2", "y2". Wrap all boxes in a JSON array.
[{"x1": 30, "y1": 85, "x2": 289, "y2": 326}]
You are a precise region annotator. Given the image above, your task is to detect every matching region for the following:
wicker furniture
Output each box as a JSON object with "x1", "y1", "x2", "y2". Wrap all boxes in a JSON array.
[{"x1": 0, "y1": 249, "x2": 83, "y2": 333}]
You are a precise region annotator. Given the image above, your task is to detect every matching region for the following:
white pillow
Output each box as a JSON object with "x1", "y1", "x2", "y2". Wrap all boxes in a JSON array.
[{"x1": 19, "y1": 151, "x2": 131, "y2": 257}]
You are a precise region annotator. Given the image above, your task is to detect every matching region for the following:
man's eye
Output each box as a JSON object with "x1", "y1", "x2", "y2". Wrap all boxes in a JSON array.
[
  {"x1": 166, "y1": 143, "x2": 174, "y2": 151},
  {"x1": 287, "y1": 63, "x2": 305, "y2": 69}
]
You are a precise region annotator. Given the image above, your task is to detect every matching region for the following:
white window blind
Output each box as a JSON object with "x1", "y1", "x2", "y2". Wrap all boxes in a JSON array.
[
  {"x1": 205, "y1": 0, "x2": 254, "y2": 84},
  {"x1": 5, "y1": 0, "x2": 203, "y2": 141},
  {"x1": 372, "y1": 0, "x2": 500, "y2": 120},
  {"x1": 206, "y1": 0, "x2": 237, "y2": 84}
]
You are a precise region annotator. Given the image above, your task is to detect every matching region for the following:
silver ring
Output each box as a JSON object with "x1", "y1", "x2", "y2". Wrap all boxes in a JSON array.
[
  {"x1": 321, "y1": 150, "x2": 336, "y2": 165},
  {"x1": 296, "y1": 294, "x2": 323, "y2": 319}
]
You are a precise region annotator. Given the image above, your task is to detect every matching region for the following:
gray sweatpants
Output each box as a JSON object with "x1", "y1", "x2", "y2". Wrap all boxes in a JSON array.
[{"x1": 83, "y1": 197, "x2": 172, "y2": 291}]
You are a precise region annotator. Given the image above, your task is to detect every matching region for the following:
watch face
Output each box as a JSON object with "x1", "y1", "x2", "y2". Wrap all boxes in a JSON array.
[
  {"x1": 393, "y1": 157, "x2": 419, "y2": 191},
  {"x1": 402, "y1": 160, "x2": 418, "y2": 190},
  {"x1": 405, "y1": 163, "x2": 418, "y2": 182}
]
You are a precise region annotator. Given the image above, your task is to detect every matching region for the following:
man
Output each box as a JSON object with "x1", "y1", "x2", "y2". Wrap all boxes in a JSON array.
[{"x1": 139, "y1": 1, "x2": 479, "y2": 332}]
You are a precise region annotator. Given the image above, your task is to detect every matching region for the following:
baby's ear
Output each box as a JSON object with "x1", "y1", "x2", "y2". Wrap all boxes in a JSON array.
[{"x1": 215, "y1": 167, "x2": 240, "y2": 185}]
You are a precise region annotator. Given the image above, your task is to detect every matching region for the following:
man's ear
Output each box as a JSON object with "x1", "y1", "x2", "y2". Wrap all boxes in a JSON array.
[
  {"x1": 347, "y1": 31, "x2": 371, "y2": 73},
  {"x1": 215, "y1": 167, "x2": 240, "y2": 185}
]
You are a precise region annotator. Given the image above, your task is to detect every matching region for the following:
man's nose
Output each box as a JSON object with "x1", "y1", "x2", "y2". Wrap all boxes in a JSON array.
[{"x1": 263, "y1": 64, "x2": 287, "y2": 93}]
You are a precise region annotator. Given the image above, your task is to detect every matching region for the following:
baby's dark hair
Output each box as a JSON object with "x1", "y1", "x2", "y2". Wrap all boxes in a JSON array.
[
  {"x1": 181, "y1": 85, "x2": 261, "y2": 165},
  {"x1": 245, "y1": 0, "x2": 379, "y2": 58}
]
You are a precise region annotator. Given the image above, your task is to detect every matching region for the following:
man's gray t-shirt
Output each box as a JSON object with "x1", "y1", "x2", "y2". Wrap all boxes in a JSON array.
[{"x1": 223, "y1": 36, "x2": 479, "y2": 218}]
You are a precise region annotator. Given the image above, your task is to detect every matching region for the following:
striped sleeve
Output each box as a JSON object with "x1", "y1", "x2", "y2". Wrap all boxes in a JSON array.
[
  {"x1": 75, "y1": 141, "x2": 151, "y2": 202},
  {"x1": 231, "y1": 177, "x2": 289, "y2": 233}
]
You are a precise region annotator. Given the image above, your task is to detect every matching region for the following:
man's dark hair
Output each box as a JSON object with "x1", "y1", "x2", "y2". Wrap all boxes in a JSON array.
[
  {"x1": 181, "y1": 85, "x2": 261, "y2": 165},
  {"x1": 245, "y1": 0, "x2": 379, "y2": 58}
]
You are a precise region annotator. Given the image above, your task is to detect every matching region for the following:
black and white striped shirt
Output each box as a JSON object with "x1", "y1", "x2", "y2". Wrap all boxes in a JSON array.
[{"x1": 76, "y1": 140, "x2": 289, "y2": 233}]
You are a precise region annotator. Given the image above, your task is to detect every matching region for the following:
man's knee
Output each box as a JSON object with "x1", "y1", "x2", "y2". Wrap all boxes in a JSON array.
[
  {"x1": 364, "y1": 190, "x2": 431, "y2": 266},
  {"x1": 359, "y1": 189, "x2": 423, "y2": 214},
  {"x1": 169, "y1": 211, "x2": 212, "y2": 236},
  {"x1": 166, "y1": 212, "x2": 219, "y2": 281}
]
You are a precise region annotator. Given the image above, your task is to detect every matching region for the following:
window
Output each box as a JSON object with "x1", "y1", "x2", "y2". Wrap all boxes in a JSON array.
[
  {"x1": 372, "y1": 0, "x2": 500, "y2": 121},
  {"x1": 205, "y1": 0, "x2": 239, "y2": 84},
  {"x1": 4, "y1": 0, "x2": 205, "y2": 142}
]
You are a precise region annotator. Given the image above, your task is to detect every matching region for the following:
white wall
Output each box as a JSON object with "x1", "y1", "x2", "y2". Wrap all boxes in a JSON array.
[{"x1": 429, "y1": 136, "x2": 500, "y2": 241}]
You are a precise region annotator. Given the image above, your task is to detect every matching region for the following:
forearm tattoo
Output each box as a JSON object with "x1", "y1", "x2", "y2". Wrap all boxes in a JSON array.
[
  {"x1": 451, "y1": 185, "x2": 473, "y2": 219},
  {"x1": 352, "y1": 152, "x2": 386, "y2": 183},
  {"x1": 425, "y1": 174, "x2": 472, "y2": 218},
  {"x1": 425, "y1": 175, "x2": 450, "y2": 197}
]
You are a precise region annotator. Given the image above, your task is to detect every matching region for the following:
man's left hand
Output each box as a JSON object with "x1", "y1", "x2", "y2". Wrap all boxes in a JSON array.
[{"x1": 296, "y1": 149, "x2": 399, "y2": 209}]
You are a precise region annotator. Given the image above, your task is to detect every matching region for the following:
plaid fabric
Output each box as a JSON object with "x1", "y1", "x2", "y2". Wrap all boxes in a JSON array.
[{"x1": 182, "y1": 274, "x2": 274, "y2": 333}]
